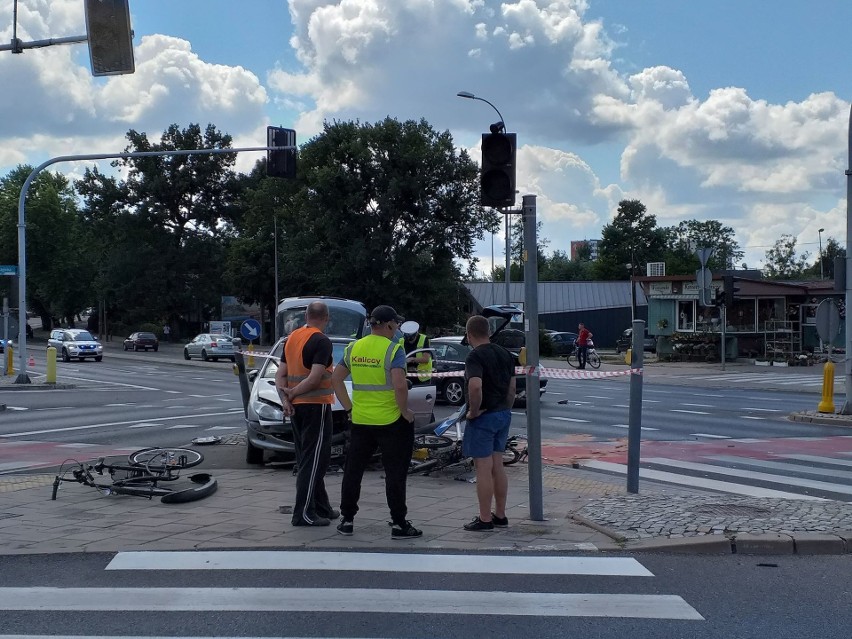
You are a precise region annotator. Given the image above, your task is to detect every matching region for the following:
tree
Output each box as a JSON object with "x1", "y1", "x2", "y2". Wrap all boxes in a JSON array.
[
  {"x1": 661, "y1": 219, "x2": 744, "y2": 275},
  {"x1": 0, "y1": 166, "x2": 90, "y2": 328},
  {"x1": 274, "y1": 117, "x2": 494, "y2": 327},
  {"x1": 763, "y1": 234, "x2": 810, "y2": 279},
  {"x1": 595, "y1": 199, "x2": 667, "y2": 280},
  {"x1": 811, "y1": 236, "x2": 845, "y2": 280}
]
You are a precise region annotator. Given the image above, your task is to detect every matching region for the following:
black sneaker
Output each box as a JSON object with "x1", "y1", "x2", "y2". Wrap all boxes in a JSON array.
[
  {"x1": 463, "y1": 516, "x2": 494, "y2": 531},
  {"x1": 491, "y1": 513, "x2": 509, "y2": 528},
  {"x1": 319, "y1": 508, "x2": 340, "y2": 520},
  {"x1": 336, "y1": 518, "x2": 354, "y2": 536},
  {"x1": 292, "y1": 516, "x2": 330, "y2": 527},
  {"x1": 391, "y1": 521, "x2": 423, "y2": 539}
]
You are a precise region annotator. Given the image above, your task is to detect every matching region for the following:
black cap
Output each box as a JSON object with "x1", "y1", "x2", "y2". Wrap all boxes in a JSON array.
[{"x1": 369, "y1": 305, "x2": 404, "y2": 324}]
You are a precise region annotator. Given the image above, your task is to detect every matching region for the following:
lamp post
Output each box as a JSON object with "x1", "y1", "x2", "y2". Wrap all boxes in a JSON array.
[
  {"x1": 626, "y1": 250, "x2": 637, "y2": 322},
  {"x1": 818, "y1": 227, "x2": 825, "y2": 279},
  {"x1": 457, "y1": 90, "x2": 511, "y2": 305}
]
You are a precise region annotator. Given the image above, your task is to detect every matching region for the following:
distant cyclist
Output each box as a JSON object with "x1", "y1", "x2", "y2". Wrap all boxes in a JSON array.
[{"x1": 576, "y1": 322, "x2": 593, "y2": 370}]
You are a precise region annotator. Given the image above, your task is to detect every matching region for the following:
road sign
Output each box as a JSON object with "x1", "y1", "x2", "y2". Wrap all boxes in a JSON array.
[
  {"x1": 0, "y1": 265, "x2": 17, "y2": 275},
  {"x1": 240, "y1": 319, "x2": 262, "y2": 341},
  {"x1": 815, "y1": 299, "x2": 841, "y2": 343}
]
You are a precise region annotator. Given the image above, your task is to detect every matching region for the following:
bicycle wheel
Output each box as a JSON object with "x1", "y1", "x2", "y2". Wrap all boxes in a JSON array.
[
  {"x1": 502, "y1": 445, "x2": 521, "y2": 466},
  {"x1": 128, "y1": 447, "x2": 204, "y2": 470},
  {"x1": 413, "y1": 434, "x2": 454, "y2": 449},
  {"x1": 566, "y1": 351, "x2": 580, "y2": 368},
  {"x1": 588, "y1": 351, "x2": 601, "y2": 369}
]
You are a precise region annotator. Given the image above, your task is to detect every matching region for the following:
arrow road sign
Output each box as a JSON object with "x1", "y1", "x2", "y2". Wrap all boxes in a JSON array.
[{"x1": 240, "y1": 319, "x2": 262, "y2": 341}]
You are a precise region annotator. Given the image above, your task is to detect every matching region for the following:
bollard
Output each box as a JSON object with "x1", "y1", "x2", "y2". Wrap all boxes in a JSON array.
[
  {"x1": 625, "y1": 348, "x2": 632, "y2": 366},
  {"x1": 46, "y1": 346, "x2": 57, "y2": 384},
  {"x1": 817, "y1": 359, "x2": 835, "y2": 413},
  {"x1": 247, "y1": 343, "x2": 255, "y2": 368},
  {"x1": 5, "y1": 344, "x2": 13, "y2": 376}
]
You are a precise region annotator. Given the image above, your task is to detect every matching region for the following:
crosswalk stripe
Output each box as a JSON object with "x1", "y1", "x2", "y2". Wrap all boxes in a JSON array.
[
  {"x1": 706, "y1": 455, "x2": 852, "y2": 480},
  {"x1": 105, "y1": 551, "x2": 653, "y2": 576},
  {"x1": 0, "y1": 587, "x2": 704, "y2": 619},
  {"x1": 583, "y1": 460, "x2": 826, "y2": 500},
  {"x1": 644, "y1": 458, "x2": 852, "y2": 496},
  {"x1": 781, "y1": 454, "x2": 852, "y2": 468}
]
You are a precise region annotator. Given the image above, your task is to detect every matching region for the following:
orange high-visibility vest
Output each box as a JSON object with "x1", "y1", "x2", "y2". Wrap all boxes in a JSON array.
[{"x1": 284, "y1": 326, "x2": 333, "y2": 404}]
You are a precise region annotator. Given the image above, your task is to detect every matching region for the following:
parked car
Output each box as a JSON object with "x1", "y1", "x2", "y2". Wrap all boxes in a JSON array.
[
  {"x1": 47, "y1": 329, "x2": 104, "y2": 362},
  {"x1": 548, "y1": 331, "x2": 579, "y2": 356},
  {"x1": 244, "y1": 336, "x2": 436, "y2": 464},
  {"x1": 183, "y1": 333, "x2": 236, "y2": 362},
  {"x1": 123, "y1": 331, "x2": 159, "y2": 352},
  {"x1": 615, "y1": 327, "x2": 657, "y2": 353}
]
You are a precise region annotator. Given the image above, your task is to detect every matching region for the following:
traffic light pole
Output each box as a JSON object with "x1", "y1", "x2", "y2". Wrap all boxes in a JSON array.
[
  {"x1": 843, "y1": 103, "x2": 852, "y2": 414},
  {"x1": 13, "y1": 144, "x2": 288, "y2": 383}
]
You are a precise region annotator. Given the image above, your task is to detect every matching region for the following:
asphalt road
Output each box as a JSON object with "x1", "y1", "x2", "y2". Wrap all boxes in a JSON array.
[{"x1": 0, "y1": 550, "x2": 849, "y2": 638}]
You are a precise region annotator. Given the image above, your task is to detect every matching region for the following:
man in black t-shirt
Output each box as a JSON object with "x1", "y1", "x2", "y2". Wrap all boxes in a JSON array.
[
  {"x1": 275, "y1": 301, "x2": 338, "y2": 527},
  {"x1": 461, "y1": 315, "x2": 516, "y2": 532}
]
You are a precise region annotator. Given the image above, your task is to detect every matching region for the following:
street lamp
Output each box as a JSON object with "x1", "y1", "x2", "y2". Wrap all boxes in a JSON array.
[
  {"x1": 457, "y1": 90, "x2": 511, "y2": 305},
  {"x1": 818, "y1": 227, "x2": 825, "y2": 279},
  {"x1": 626, "y1": 260, "x2": 637, "y2": 322}
]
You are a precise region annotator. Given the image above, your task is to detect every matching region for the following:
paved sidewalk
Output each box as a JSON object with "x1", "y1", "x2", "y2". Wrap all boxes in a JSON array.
[{"x1": 1, "y1": 459, "x2": 850, "y2": 556}]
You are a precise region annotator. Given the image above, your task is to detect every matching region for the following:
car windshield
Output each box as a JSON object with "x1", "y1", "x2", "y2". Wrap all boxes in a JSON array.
[
  {"x1": 138, "y1": 333, "x2": 156, "y2": 339},
  {"x1": 72, "y1": 332, "x2": 95, "y2": 341},
  {"x1": 281, "y1": 306, "x2": 365, "y2": 339}
]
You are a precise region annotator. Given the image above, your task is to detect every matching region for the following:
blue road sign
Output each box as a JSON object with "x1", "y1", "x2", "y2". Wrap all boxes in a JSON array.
[
  {"x1": 240, "y1": 318, "x2": 262, "y2": 341},
  {"x1": 0, "y1": 265, "x2": 17, "y2": 275}
]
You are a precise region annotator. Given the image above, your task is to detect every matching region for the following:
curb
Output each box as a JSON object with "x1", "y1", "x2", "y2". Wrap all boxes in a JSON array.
[{"x1": 789, "y1": 411, "x2": 852, "y2": 428}]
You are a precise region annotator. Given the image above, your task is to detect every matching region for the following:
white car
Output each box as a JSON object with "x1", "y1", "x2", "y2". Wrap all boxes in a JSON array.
[
  {"x1": 244, "y1": 337, "x2": 436, "y2": 464},
  {"x1": 47, "y1": 329, "x2": 104, "y2": 362},
  {"x1": 183, "y1": 333, "x2": 236, "y2": 362}
]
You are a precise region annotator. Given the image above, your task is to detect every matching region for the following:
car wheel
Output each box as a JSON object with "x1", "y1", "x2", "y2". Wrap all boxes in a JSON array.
[
  {"x1": 95, "y1": 356, "x2": 103, "y2": 362},
  {"x1": 442, "y1": 379, "x2": 465, "y2": 406},
  {"x1": 61, "y1": 349, "x2": 70, "y2": 363},
  {"x1": 123, "y1": 344, "x2": 128, "y2": 351},
  {"x1": 184, "y1": 349, "x2": 191, "y2": 360},
  {"x1": 246, "y1": 439, "x2": 264, "y2": 464},
  {"x1": 212, "y1": 357, "x2": 218, "y2": 362},
  {"x1": 201, "y1": 349, "x2": 209, "y2": 362},
  {"x1": 153, "y1": 346, "x2": 158, "y2": 352},
  {"x1": 134, "y1": 345, "x2": 139, "y2": 351}
]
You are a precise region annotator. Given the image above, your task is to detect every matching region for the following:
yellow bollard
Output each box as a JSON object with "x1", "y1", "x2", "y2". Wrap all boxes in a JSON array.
[
  {"x1": 247, "y1": 343, "x2": 255, "y2": 368},
  {"x1": 625, "y1": 348, "x2": 632, "y2": 366},
  {"x1": 46, "y1": 346, "x2": 57, "y2": 384},
  {"x1": 817, "y1": 359, "x2": 835, "y2": 413},
  {"x1": 518, "y1": 346, "x2": 527, "y2": 366},
  {"x1": 6, "y1": 344, "x2": 13, "y2": 376}
]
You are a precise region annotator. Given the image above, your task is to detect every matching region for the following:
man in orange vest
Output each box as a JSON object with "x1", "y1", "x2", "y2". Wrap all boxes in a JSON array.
[{"x1": 275, "y1": 301, "x2": 338, "y2": 526}]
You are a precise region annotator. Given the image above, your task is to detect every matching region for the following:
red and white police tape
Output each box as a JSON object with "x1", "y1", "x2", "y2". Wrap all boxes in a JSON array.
[{"x1": 234, "y1": 350, "x2": 641, "y2": 380}]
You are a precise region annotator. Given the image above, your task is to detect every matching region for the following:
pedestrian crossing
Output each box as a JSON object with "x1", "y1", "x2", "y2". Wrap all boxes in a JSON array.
[
  {"x1": 683, "y1": 371, "x2": 844, "y2": 387},
  {"x1": 0, "y1": 551, "x2": 704, "y2": 636},
  {"x1": 584, "y1": 451, "x2": 852, "y2": 501}
]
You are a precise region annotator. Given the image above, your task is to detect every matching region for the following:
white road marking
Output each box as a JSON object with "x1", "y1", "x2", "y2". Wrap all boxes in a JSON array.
[
  {"x1": 0, "y1": 587, "x2": 703, "y2": 619},
  {"x1": 680, "y1": 403, "x2": 712, "y2": 408},
  {"x1": 740, "y1": 416, "x2": 766, "y2": 420},
  {"x1": 708, "y1": 455, "x2": 852, "y2": 481},
  {"x1": 550, "y1": 416, "x2": 590, "y2": 423},
  {"x1": 781, "y1": 454, "x2": 852, "y2": 468},
  {"x1": 127, "y1": 423, "x2": 164, "y2": 429},
  {"x1": 690, "y1": 433, "x2": 731, "y2": 439},
  {"x1": 0, "y1": 410, "x2": 241, "y2": 438},
  {"x1": 166, "y1": 424, "x2": 201, "y2": 430},
  {"x1": 670, "y1": 409, "x2": 710, "y2": 415},
  {"x1": 206, "y1": 426, "x2": 240, "y2": 431},
  {"x1": 741, "y1": 407, "x2": 782, "y2": 412},
  {"x1": 107, "y1": 551, "x2": 654, "y2": 576},
  {"x1": 612, "y1": 424, "x2": 659, "y2": 431},
  {"x1": 583, "y1": 460, "x2": 826, "y2": 500}
]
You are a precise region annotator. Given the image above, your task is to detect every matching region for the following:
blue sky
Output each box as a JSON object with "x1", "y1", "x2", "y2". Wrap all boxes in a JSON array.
[{"x1": 2, "y1": 0, "x2": 851, "y2": 275}]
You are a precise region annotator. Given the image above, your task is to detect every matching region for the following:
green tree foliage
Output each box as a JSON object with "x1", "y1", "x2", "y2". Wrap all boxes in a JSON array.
[
  {"x1": 75, "y1": 123, "x2": 238, "y2": 329},
  {"x1": 661, "y1": 219, "x2": 745, "y2": 275},
  {"x1": 595, "y1": 199, "x2": 667, "y2": 279},
  {"x1": 272, "y1": 117, "x2": 493, "y2": 327},
  {"x1": 763, "y1": 234, "x2": 810, "y2": 279},
  {"x1": 809, "y1": 236, "x2": 845, "y2": 279},
  {"x1": 0, "y1": 166, "x2": 90, "y2": 328}
]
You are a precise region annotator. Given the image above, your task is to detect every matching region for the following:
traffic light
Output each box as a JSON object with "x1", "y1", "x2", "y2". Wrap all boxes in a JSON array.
[
  {"x1": 480, "y1": 130, "x2": 516, "y2": 208},
  {"x1": 84, "y1": 0, "x2": 135, "y2": 76},
  {"x1": 722, "y1": 275, "x2": 740, "y2": 306},
  {"x1": 266, "y1": 126, "x2": 297, "y2": 179}
]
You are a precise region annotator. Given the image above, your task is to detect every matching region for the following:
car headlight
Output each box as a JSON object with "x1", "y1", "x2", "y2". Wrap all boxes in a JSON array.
[{"x1": 252, "y1": 398, "x2": 283, "y2": 422}]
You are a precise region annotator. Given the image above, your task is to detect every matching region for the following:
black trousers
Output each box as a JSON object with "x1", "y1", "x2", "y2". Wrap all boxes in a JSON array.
[
  {"x1": 340, "y1": 416, "x2": 415, "y2": 526},
  {"x1": 577, "y1": 345, "x2": 588, "y2": 368},
  {"x1": 290, "y1": 403, "x2": 334, "y2": 524}
]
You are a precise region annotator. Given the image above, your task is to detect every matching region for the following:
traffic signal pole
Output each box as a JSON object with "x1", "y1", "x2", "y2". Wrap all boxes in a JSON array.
[
  {"x1": 843, "y1": 103, "x2": 852, "y2": 414},
  {"x1": 14, "y1": 144, "x2": 289, "y2": 383}
]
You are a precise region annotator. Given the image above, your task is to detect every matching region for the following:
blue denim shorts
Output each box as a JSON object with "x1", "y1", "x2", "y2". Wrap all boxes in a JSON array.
[{"x1": 462, "y1": 409, "x2": 511, "y2": 459}]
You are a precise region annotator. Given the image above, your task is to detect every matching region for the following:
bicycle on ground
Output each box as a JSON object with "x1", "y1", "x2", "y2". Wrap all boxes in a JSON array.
[
  {"x1": 51, "y1": 446, "x2": 218, "y2": 504},
  {"x1": 566, "y1": 338, "x2": 601, "y2": 369}
]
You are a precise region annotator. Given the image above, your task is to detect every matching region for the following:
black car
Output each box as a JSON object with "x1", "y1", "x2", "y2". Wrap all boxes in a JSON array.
[
  {"x1": 615, "y1": 327, "x2": 657, "y2": 353},
  {"x1": 548, "y1": 331, "x2": 579, "y2": 356},
  {"x1": 123, "y1": 331, "x2": 160, "y2": 352}
]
